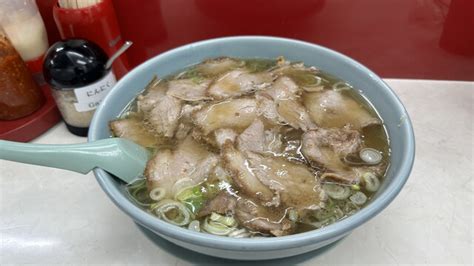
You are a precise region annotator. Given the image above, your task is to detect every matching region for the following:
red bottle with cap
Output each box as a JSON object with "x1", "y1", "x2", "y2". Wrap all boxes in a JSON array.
[{"x1": 52, "y1": 0, "x2": 129, "y2": 78}]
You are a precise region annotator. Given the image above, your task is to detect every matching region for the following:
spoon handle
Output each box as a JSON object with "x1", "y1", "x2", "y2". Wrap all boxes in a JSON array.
[
  {"x1": 0, "y1": 138, "x2": 123, "y2": 174},
  {"x1": 0, "y1": 138, "x2": 146, "y2": 180},
  {"x1": 105, "y1": 41, "x2": 133, "y2": 70}
]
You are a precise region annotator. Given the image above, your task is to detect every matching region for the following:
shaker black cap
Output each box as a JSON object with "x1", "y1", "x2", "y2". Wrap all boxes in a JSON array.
[{"x1": 43, "y1": 39, "x2": 108, "y2": 88}]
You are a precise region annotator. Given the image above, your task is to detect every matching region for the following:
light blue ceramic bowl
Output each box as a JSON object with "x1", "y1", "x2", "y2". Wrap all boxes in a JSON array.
[{"x1": 89, "y1": 36, "x2": 415, "y2": 260}]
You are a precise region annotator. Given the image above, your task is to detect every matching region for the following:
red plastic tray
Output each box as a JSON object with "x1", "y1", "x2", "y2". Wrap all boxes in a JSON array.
[{"x1": 0, "y1": 85, "x2": 61, "y2": 142}]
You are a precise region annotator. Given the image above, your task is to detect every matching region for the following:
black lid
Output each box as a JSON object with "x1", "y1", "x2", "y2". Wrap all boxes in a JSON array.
[{"x1": 43, "y1": 39, "x2": 108, "y2": 88}]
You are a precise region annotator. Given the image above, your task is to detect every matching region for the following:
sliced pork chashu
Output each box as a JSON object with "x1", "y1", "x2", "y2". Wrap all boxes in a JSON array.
[
  {"x1": 271, "y1": 60, "x2": 323, "y2": 91},
  {"x1": 221, "y1": 143, "x2": 278, "y2": 205},
  {"x1": 235, "y1": 197, "x2": 294, "y2": 236},
  {"x1": 197, "y1": 190, "x2": 295, "y2": 236},
  {"x1": 193, "y1": 98, "x2": 258, "y2": 135},
  {"x1": 275, "y1": 99, "x2": 317, "y2": 131},
  {"x1": 194, "y1": 57, "x2": 242, "y2": 77},
  {"x1": 166, "y1": 79, "x2": 212, "y2": 101},
  {"x1": 237, "y1": 119, "x2": 282, "y2": 154},
  {"x1": 146, "y1": 95, "x2": 182, "y2": 138},
  {"x1": 301, "y1": 127, "x2": 363, "y2": 184},
  {"x1": 256, "y1": 76, "x2": 300, "y2": 125},
  {"x1": 136, "y1": 77, "x2": 167, "y2": 113},
  {"x1": 304, "y1": 90, "x2": 380, "y2": 129},
  {"x1": 121, "y1": 57, "x2": 390, "y2": 237},
  {"x1": 109, "y1": 117, "x2": 159, "y2": 148},
  {"x1": 260, "y1": 76, "x2": 299, "y2": 101},
  {"x1": 208, "y1": 70, "x2": 273, "y2": 100},
  {"x1": 175, "y1": 104, "x2": 203, "y2": 140},
  {"x1": 237, "y1": 119, "x2": 266, "y2": 153},
  {"x1": 245, "y1": 152, "x2": 325, "y2": 211},
  {"x1": 256, "y1": 76, "x2": 316, "y2": 130},
  {"x1": 136, "y1": 78, "x2": 183, "y2": 138},
  {"x1": 145, "y1": 136, "x2": 218, "y2": 195},
  {"x1": 197, "y1": 190, "x2": 237, "y2": 218},
  {"x1": 222, "y1": 141, "x2": 325, "y2": 211},
  {"x1": 214, "y1": 128, "x2": 239, "y2": 148}
]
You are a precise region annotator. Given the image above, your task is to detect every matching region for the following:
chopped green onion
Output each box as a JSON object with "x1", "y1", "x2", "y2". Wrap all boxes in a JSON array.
[
  {"x1": 332, "y1": 81, "x2": 352, "y2": 91},
  {"x1": 322, "y1": 183, "x2": 351, "y2": 200},
  {"x1": 202, "y1": 216, "x2": 237, "y2": 236},
  {"x1": 172, "y1": 178, "x2": 195, "y2": 197},
  {"x1": 188, "y1": 220, "x2": 201, "y2": 232},
  {"x1": 183, "y1": 198, "x2": 204, "y2": 214},
  {"x1": 313, "y1": 208, "x2": 334, "y2": 221},
  {"x1": 127, "y1": 181, "x2": 154, "y2": 207},
  {"x1": 127, "y1": 178, "x2": 147, "y2": 190},
  {"x1": 359, "y1": 148, "x2": 382, "y2": 165},
  {"x1": 228, "y1": 228, "x2": 251, "y2": 238},
  {"x1": 351, "y1": 184, "x2": 361, "y2": 191},
  {"x1": 310, "y1": 217, "x2": 337, "y2": 228},
  {"x1": 176, "y1": 185, "x2": 205, "y2": 214},
  {"x1": 350, "y1": 192, "x2": 368, "y2": 206},
  {"x1": 325, "y1": 197, "x2": 336, "y2": 209},
  {"x1": 176, "y1": 185, "x2": 201, "y2": 201},
  {"x1": 149, "y1": 187, "x2": 166, "y2": 201},
  {"x1": 362, "y1": 172, "x2": 380, "y2": 192},
  {"x1": 343, "y1": 154, "x2": 366, "y2": 166},
  {"x1": 333, "y1": 207, "x2": 345, "y2": 219},
  {"x1": 152, "y1": 199, "x2": 191, "y2": 226},
  {"x1": 209, "y1": 212, "x2": 237, "y2": 227},
  {"x1": 288, "y1": 209, "x2": 299, "y2": 222},
  {"x1": 342, "y1": 201, "x2": 360, "y2": 215}
]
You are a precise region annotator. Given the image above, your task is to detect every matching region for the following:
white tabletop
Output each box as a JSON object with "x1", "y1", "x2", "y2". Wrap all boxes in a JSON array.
[{"x1": 1, "y1": 79, "x2": 472, "y2": 265}]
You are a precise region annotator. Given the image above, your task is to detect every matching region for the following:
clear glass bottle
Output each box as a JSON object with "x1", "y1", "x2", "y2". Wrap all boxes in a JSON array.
[
  {"x1": 43, "y1": 39, "x2": 116, "y2": 136},
  {"x1": 0, "y1": 0, "x2": 48, "y2": 62}
]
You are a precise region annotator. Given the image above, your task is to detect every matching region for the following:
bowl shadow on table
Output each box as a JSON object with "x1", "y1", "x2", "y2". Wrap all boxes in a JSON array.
[{"x1": 135, "y1": 223, "x2": 345, "y2": 264}]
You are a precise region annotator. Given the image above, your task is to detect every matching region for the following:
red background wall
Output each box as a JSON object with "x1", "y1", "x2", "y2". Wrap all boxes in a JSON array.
[{"x1": 37, "y1": 0, "x2": 474, "y2": 81}]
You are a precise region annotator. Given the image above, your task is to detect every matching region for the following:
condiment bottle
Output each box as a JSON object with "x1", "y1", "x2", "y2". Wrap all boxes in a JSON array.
[
  {"x1": 0, "y1": 28, "x2": 45, "y2": 120},
  {"x1": 0, "y1": 0, "x2": 49, "y2": 84},
  {"x1": 53, "y1": 0, "x2": 129, "y2": 78},
  {"x1": 43, "y1": 39, "x2": 116, "y2": 137}
]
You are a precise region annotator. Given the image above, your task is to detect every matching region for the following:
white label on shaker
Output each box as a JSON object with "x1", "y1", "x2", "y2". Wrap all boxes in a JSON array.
[{"x1": 73, "y1": 71, "x2": 116, "y2": 112}]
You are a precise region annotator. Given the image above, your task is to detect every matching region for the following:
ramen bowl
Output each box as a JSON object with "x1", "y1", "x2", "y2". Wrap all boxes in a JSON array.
[{"x1": 88, "y1": 36, "x2": 415, "y2": 260}]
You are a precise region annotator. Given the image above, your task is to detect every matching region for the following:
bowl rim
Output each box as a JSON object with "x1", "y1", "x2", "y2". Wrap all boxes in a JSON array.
[{"x1": 89, "y1": 36, "x2": 415, "y2": 251}]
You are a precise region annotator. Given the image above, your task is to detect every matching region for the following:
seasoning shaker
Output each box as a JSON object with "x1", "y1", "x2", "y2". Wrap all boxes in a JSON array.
[
  {"x1": 0, "y1": 27, "x2": 45, "y2": 120},
  {"x1": 0, "y1": 0, "x2": 49, "y2": 84},
  {"x1": 43, "y1": 39, "x2": 115, "y2": 136}
]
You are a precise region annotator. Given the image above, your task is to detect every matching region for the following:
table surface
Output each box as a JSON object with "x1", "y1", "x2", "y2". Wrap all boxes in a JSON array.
[{"x1": 1, "y1": 79, "x2": 472, "y2": 265}]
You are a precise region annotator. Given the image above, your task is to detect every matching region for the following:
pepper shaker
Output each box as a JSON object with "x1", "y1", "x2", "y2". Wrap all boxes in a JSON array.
[
  {"x1": 0, "y1": 0, "x2": 49, "y2": 84},
  {"x1": 0, "y1": 27, "x2": 45, "y2": 120}
]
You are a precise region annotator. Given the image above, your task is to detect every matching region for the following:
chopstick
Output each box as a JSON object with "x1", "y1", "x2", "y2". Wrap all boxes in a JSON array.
[{"x1": 58, "y1": 0, "x2": 102, "y2": 9}]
